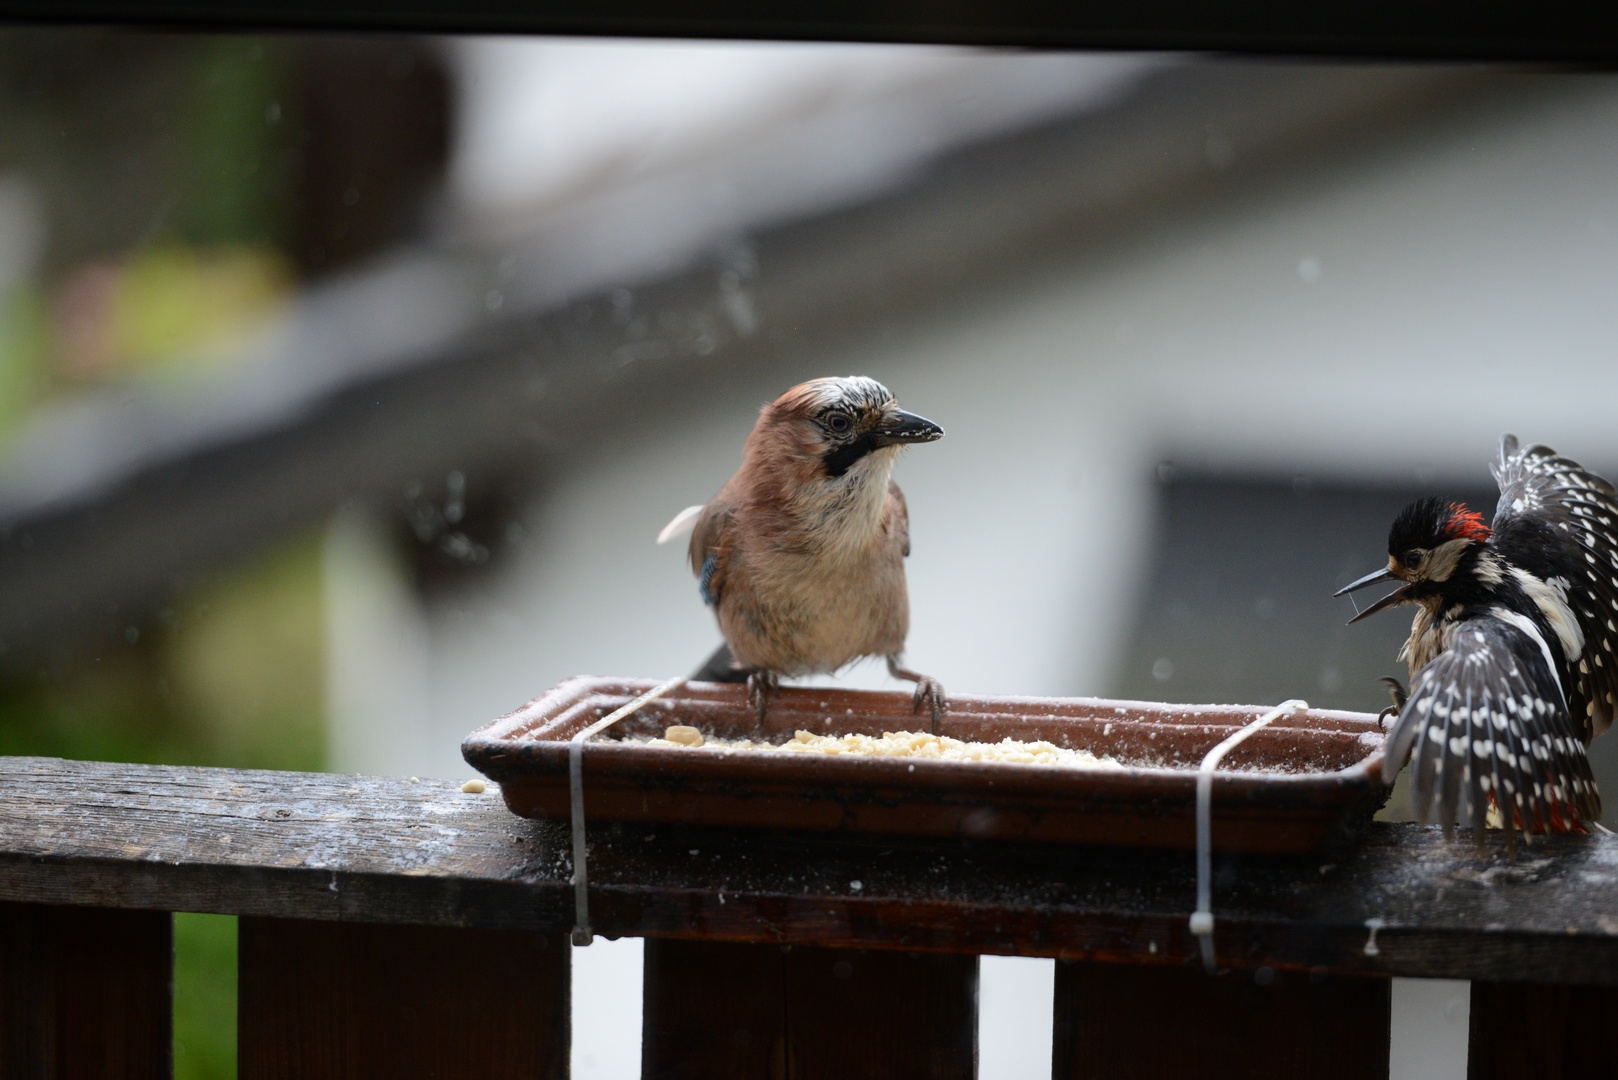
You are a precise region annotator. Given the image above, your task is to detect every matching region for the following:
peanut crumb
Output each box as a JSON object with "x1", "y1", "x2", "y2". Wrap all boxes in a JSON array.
[{"x1": 633, "y1": 728, "x2": 1122, "y2": 769}]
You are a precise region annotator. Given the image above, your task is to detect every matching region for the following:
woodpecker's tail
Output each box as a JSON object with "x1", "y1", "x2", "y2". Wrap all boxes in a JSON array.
[
  {"x1": 1383, "y1": 616, "x2": 1600, "y2": 835},
  {"x1": 691, "y1": 643, "x2": 750, "y2": 684}
]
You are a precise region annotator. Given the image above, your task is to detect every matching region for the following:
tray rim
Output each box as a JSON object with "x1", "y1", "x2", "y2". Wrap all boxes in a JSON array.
[{"x1": 462, "y1": 675, "x2": 1388, "y2": 797}]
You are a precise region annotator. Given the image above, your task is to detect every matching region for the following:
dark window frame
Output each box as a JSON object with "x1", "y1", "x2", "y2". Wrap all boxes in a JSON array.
[{"x1": 0, "y1": 0, "x2": 1614, "y2": 63}]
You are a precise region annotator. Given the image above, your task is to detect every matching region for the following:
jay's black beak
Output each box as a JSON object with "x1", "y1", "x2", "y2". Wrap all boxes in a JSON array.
[
  {"x1": 1334, "y1": 566, "x2": 1411, "y2": 624},
  {"x1": 872, "y1": 410, "x2": 944, "y2": 447}
]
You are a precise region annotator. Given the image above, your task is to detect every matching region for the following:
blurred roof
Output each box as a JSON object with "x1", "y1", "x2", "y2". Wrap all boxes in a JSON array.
[{"x1": 0, "y1": 53, "x2": 1507, "y2": 652}]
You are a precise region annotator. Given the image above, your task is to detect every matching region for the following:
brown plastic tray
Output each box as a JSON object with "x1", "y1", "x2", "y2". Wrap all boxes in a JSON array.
[{"x1": 462, "y1": 677, "x2": 1390, "y2": 853}]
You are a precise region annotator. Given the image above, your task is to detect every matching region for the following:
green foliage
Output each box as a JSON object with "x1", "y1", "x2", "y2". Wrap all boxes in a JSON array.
[
  {"x1": 0, "y1": 283, "x2": 46, "y2": 443},
  {"x1": 180, "y1": 38, "x2": 298, "y2": 250},
  {"x1": 174, "y1": 913, "x2": 239, "y2": 1080},
  {"x1": 163, "y1": 534, "x2": 328, "y2": 773},
  {"x1": 0, "y1": 533, "x2": 326, "y2": 771}
]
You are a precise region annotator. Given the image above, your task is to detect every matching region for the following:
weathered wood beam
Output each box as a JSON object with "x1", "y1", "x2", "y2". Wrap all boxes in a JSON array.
[{"x1": 3, "y1": 757, "x2": 1618, "y2": 985}]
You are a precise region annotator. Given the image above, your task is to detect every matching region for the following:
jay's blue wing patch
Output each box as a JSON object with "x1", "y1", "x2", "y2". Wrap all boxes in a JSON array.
[{"x1": 699, "y1": 552, "x2": 720, "y2": 606}]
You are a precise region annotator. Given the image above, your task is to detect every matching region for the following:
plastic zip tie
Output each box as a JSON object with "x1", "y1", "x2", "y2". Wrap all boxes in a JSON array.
[
  {"x1": 570, "y1": 676, "x2": 688, "y2": 946},
  {"x1": 1190, "y1": 698, "x2": 1307, "y2": 972}
]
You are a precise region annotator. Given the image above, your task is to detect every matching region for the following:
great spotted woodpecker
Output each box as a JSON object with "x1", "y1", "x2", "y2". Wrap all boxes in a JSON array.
[
  {"x1": 1337, "y1": 435, "x2": 1618, "y2": 836},
  {"x1": 658, "y1": 376, "x2": 947, "y2": 722}
]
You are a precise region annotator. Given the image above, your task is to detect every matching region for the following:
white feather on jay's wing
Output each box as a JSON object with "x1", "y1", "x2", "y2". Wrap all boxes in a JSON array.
[
  {"x1": 658, "y1": 376, "x2": 946, "y2": 723},
  {"x1": 1337, "y1": 435, "x2": 1618, "y2": 837}
]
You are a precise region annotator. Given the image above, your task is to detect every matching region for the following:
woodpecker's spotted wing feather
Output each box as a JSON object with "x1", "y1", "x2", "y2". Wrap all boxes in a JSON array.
[
  {"x1": 1492, "y1": 433, "x2": 1618, "y2": 741},
  {"x1": 1388, "y1": 616, "x2": 1597, "y2": 833}
]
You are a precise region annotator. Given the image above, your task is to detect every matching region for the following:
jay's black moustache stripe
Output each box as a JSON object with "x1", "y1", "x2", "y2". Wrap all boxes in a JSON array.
[{"x1": 821, "y1": 434, "x2": 880, "y2": 478}]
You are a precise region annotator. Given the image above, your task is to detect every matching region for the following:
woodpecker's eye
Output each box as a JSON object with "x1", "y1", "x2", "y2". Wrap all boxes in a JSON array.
[
  {"x1": 826, "y1": 413, "x2": 852, "y2": 434},
  {"x1": 1405, "y1": 549, "x2": 1427, "y2": 568}
]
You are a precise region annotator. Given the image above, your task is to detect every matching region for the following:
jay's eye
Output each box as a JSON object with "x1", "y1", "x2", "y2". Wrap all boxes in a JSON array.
[{"x1": 826, "y1": 414, "x2": 851, "y2": 433}]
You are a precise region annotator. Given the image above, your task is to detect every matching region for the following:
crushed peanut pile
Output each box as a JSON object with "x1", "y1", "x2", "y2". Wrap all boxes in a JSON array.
[{"x1": 635, "y1": 726, "x2": 1124, "y2": 769}]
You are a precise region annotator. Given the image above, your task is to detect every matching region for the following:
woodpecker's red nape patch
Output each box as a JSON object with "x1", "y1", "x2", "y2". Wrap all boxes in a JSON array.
[{"x1": 1444, "y1": 503, "x2": 1492, "y2": 542}]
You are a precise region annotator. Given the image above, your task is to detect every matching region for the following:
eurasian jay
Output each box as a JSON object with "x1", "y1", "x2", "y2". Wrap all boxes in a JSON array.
[{"x1": 659, "y1": 376, "x2": 947, "y2": 723}]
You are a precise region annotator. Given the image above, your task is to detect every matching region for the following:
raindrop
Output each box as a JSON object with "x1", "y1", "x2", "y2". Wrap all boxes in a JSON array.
[{"x1": 445, "y1": 471, "x2": 466, "y2": 524}]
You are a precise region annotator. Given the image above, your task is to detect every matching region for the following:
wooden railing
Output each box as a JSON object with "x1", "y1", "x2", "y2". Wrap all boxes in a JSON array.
[{"x1": 2, "y1": 755, "x2": 1617, "y2": 1078}]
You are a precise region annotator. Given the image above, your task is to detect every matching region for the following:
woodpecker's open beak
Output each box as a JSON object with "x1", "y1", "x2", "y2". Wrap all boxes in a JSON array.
[
  {"x1": 872, "y1": 410, "x2": 944, "y2": 446},
  {"x1": 1334, "y1": 566, "x2": 1411, "y2": 624}
]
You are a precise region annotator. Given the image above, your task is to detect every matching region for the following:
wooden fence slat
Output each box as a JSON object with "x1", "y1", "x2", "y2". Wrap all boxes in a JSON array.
[
  {"x1": 782, "y1": 945, "x2": 977, "y2": 1080},
  {"x1": 1468, "y1": 980, "x2": 1618, "y2": 1079},
  {"x1": 237, "y1": 918, "x2": 568, "y2": 1080},
  {"x1": 641, "y1": 939, "x2": 976, "y2": 1080},
  {"x1": 0, "y1": 901, "x2": 172, "y2": 1080},
  {"x1": 1052, "y1": 960, "x2": 1390, "y2": 1080},
  {"x1": 642, "y1": 939, "x2": 786, "y2": 1079}
]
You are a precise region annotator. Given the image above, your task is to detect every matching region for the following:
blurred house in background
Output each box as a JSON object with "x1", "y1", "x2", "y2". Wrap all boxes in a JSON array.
[{"x1": 0, "y1": 31, "x2": 1614, "y2": 1079}]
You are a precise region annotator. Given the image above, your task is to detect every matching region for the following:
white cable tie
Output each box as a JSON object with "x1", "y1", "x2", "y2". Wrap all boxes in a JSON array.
[
  {"x1": 1191, "y1": 698, "x2": 1307, "y2": 973},
  {"x1": 570, "y1": 676, "x2": 688, "y2": 946}
]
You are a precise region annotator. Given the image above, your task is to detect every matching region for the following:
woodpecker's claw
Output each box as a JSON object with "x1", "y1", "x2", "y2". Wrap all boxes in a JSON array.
[{"x1": 1376, "y1": 676, "x2": 1407, "y2": 731}]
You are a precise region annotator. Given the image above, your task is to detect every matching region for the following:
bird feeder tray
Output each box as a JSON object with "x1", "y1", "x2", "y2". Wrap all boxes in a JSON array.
[{"x1": 463, "y1": 676, "x2": 1390, "y2": 853}]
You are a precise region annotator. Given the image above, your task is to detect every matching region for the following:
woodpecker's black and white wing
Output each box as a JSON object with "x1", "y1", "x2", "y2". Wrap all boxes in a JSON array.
[
  {"x1": 1492, "y1": 433, "x2": 1618, "y2": 742},
  {"x1": 1384, "y1": 615, "x2": 1600, "y2": 834}
]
